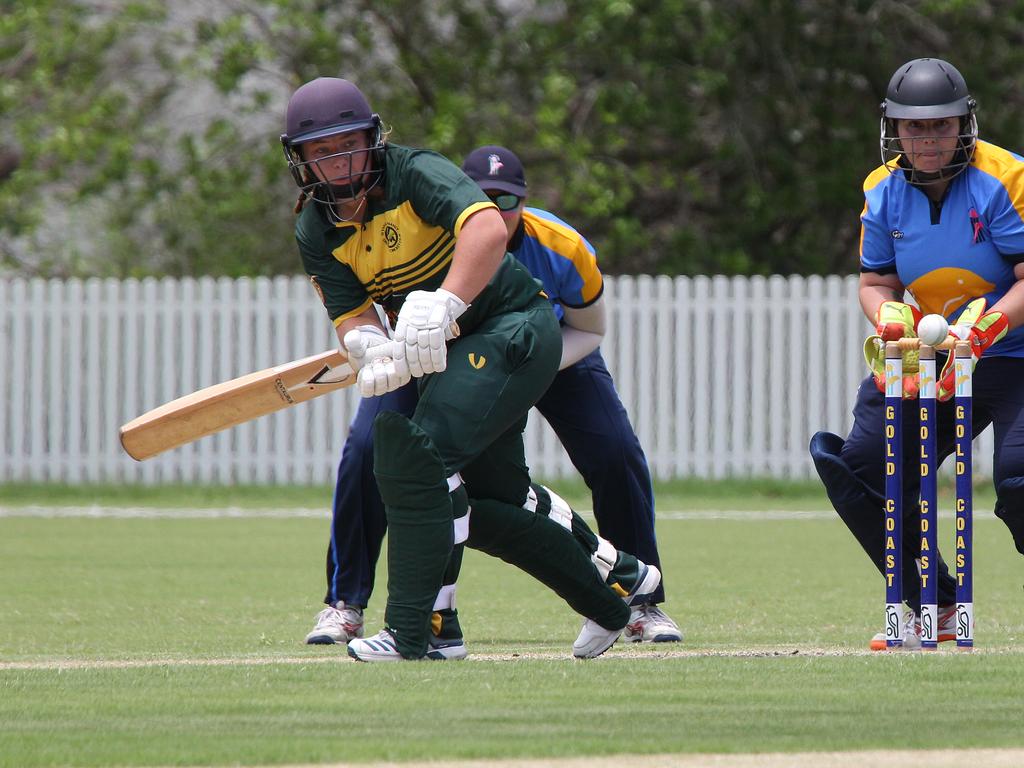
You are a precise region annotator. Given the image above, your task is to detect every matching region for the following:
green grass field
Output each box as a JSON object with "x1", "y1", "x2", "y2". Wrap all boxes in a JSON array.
[{"x1": 2, "y1": 480, "x2": 1023, "y2": 767}]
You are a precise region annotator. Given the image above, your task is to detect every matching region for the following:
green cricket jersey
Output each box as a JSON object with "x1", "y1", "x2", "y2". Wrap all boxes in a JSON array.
[{"x1": 295, "y1": 144, "x2": 545, "y2": 333}]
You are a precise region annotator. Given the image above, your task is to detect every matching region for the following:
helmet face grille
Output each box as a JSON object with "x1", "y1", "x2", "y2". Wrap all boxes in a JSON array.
[
  {"x1": 879, "y1": 114, "x2": 978, "y2": 186},
  {"x1": 282, "y1": 142, "x2": 385, "y2": 222},
  {"x1": 878, "y1": 58, "x2": 977, "y2": 186},
  {"x1": 281, "y1": 78, "x2": 386, "y2": 222}
]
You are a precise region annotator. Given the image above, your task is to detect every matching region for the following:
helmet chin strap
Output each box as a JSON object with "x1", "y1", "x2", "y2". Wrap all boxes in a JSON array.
[
  {"x1": 322, "y1": 169, "x2": 382, "y2": 223},
  {"x1": 325, "y1": 188, "x2": 369, "y2": 224}
]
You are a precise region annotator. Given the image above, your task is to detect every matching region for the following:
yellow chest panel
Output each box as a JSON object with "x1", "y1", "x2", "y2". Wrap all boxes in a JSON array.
[{"x1": 333, "y1": 201, "x2": 454, "y2": 302}]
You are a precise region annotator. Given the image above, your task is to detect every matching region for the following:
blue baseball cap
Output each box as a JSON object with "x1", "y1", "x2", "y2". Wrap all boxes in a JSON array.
[{"x1": 461, "y1": 145, "x2": 527, "y2": 196}]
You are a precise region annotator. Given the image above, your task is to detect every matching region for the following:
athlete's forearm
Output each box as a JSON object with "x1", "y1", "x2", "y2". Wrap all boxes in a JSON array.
[
  {"x1": 988, "y1": 263, "x2": 1024, "y2": 330},
  {"x1": 559, "y1": 327, "x2": 602, "y2": 369},
  {"x1": 858, "y1": 272, "x2": 905, "y2": 323},
  {"x1": 335, "y1": 305, "x2": 388, "y2": 347},
  {"x1": 441, "y1": 208, "x2": 508, "y2": 304}
]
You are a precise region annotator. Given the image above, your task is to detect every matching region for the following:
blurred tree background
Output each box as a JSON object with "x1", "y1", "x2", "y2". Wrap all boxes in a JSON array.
[{"x1": 3, "y1": 0, "x2": 1024, "y2": 278}]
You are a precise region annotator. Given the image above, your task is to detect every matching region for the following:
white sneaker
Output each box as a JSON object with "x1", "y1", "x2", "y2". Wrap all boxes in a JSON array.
[
  {"x1": 347, "y1": 629, "x2": 404, "y2": 662},
  {"x1": 919, "y1": 604, "x2": 959, "y2": 645},
  {"x1": 870, "y1": 605, "x2": 958, "y2": 651},
  {"x1": 426, "y1": 634, "x2": 467, "y2": 660},
  {"x1": 305, "y1": 603, "x2": 364, "y2": 645},
  {"x1": 870, "y1": 608, "x2": 920, "y2": 651},
  {"x1": 347, "y1": 628, "x2": 467, "y2": 662},
  {"x1": 573, "y1": 620, "x2": 622, "y2": 659},
  {"x1": 621, "y1": 563, "x2": 662, "y2": 607},
  {"x1": 574, "y1": 562, "x2": 665, "y2": 658},
  {"x1": 623, "y1": 604, "x2": 682, "y2": 643}
]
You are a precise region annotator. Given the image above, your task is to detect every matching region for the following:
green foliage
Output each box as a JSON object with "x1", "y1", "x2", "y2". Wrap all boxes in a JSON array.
[
  {"x1": 3, "y1": 0, "x2": 1024, "y2": 277},
  {"x1": 0, "y1": 1, "x2": 169, "y2": 274}
]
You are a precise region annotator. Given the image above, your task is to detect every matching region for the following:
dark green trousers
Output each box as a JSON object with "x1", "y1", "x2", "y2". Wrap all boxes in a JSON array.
[{"x1": 376, "y1": 299, "x2": 628, "y2": 657}]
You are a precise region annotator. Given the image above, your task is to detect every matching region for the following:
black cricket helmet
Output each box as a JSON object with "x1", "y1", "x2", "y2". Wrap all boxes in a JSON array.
[
  {"x1": 281, "y1": 77, "x2": 384, "y2": 215},
  {"x1": 880, "y1": 58, "x2": 978, "y2": 185}
]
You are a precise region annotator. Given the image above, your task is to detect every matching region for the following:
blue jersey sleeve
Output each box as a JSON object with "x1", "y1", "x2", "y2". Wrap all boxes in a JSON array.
[
  {"x1": 974, "y1": 147, "x2": 1024, "y2": 261},
  {"x1": 860, "y1": 167, "x2": 896, "y2": 274},
  {"x1": 517, "y1": 208, "x2": 603, "y2": 310}
]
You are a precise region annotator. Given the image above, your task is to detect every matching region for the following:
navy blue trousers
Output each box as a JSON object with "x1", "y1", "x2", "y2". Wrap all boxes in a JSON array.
[
  {"x1": 322, "y1": 348, "x2": 664, "y2": 607},
  {"x1": 838, "y1": 355, "x2": 1024, "y2": 611}
]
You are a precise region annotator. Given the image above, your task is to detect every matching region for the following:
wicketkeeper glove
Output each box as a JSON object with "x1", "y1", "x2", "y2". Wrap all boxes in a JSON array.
[
  {"x1": 863, "y1": 301, "x2": 926, "y2": 398},
  {"x1": 863, "y1": 334, "x2": 921, "y2": 399},
  {"x1": 936, "y1": 298, "x2": 1009, "y2": 402},
  {"x1": 875, "y1": 300, "x2": 922, "y2": 341}
]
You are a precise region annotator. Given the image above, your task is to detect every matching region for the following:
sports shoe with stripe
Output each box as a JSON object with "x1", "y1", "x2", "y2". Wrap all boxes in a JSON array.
[
  {"x1": 427, "y1": 608, "x2": 468, "y2": 660},
  {"x1": 304, "y1": 602, "x2": 364, "y2": 645},
  {"x1": 425, "y1": 634, "x2": 467, "y2": 660},
  {"x1": 572, "y1": 562, "x2": 662, "y2": 659},
  {"x1": 924, "y1": 604, "x2": 959, "y2": 644},
  {"x1": 347, "y1": 629, "x2": 405, "y2": 661},
  {"x1": 347, "y1": 628, "x2": 468, "y2": 662},
  {"x1": 868, "y1": 605, "x2": 958, "y2": 651},
  {"x1": 623, "y1": 604, "x2": 682, "y2": 643}
]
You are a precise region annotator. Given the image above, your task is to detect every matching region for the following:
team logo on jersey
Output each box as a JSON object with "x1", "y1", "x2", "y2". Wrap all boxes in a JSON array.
[
  {"x1": 908, "y1": 268, "x2": 995, "y2": 317},
  {"x1": 487, "y1": 153, "x2": 503, "y2": 176},
  {"x1": 382, "y1": 222, "x2": 401, "y2": 251},
  {"x1": 468, "y1": 353, "x2": 487, "y2": 369},
  {"x1": 969, "y1": 208, "x2": 986, "y2": 243},
  {"x1": 891, "y1": 230, "x2": 904, "y2": 240},
  {"x1": 309, "y1": 275, "x2": 326, "y2": 307}
]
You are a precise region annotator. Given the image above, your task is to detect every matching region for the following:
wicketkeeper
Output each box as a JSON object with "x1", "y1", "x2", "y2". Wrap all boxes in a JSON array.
[{"x1": 810, "y1": 58, "x2": 1024, "y2": 649}]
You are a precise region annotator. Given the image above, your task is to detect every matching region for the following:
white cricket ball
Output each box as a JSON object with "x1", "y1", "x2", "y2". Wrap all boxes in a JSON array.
[{"x1": 918, "y1": 313, "x2": 949, "y2": 346}]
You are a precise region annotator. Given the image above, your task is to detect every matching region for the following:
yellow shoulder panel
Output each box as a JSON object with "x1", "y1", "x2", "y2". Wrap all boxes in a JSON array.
[{"x1": 454, "y1": 201, "x2": 499, "y2": 235}]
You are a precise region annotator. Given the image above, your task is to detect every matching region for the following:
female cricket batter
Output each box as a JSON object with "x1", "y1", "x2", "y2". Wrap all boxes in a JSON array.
[
  {"x1": 810, "y1": 58, "x2": 1024, "y2": 649},
  {"x1": 281, "y1": 77, "x2": 661, "y2": 661},
  {"x1": 304, "y1": 145, "x2": 681, "y2": 651}
]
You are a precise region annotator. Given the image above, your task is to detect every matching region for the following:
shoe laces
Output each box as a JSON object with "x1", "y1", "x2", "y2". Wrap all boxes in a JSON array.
[
  {"x1": 315, "y1": 604, "x2": 362, "y2": 629},
  {"x1": 644, "y1": 604, "x2": 669, "y2": 621},
  {"x1": 632, "y1": 603, "x2": 675, "y2": 625}
]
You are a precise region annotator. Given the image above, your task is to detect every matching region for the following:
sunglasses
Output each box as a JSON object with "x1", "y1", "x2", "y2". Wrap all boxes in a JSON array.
[{"x1": 487, "y1": 192, "x2": 522, "y2": 212}]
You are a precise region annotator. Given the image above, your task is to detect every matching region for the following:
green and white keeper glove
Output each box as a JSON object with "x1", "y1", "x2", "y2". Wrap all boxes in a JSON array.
[
  {"x1": 936, "y1": 298, "x2": 1009, "y2": 402},
  {"x1": 875, "y1": 300, "x2": 922, "y2": 341},
  {"x1": 863, "y1": 301, "x2": 922, "y2": 398}
]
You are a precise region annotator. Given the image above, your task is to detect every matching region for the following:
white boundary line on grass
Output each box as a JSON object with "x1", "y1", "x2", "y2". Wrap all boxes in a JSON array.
[
  {"x1": 3, "y1": 644, "x2": 1020, "y2": 671},
  {"x1": 0, "y1": 506, "x2": 999, "y2": 520},
  {"x1": 247, "y1": 750, "x2": 1024, "y2": 768}
]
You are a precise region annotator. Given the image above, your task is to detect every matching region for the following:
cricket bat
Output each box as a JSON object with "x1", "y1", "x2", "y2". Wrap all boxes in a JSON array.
[{"x1": 119, "y1": 349, "x2": 357, "y2": 461}]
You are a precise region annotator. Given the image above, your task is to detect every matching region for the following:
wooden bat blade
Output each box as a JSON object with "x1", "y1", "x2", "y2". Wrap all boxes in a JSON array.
[{"x1": 119, "y1": 349, "x2": 356, "y2": 461}]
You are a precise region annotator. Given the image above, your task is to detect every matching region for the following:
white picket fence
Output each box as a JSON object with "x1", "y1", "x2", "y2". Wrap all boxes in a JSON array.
[{"x1": 0, "y1": 274, "x2": 995, "y2": 485}]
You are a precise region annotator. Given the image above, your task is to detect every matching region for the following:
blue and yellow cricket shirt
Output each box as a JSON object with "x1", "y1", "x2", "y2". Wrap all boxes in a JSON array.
[
  {"x1": 296, "y1": 144, "x2": 544, "y2": 333},
  {"x1": 510, "y1": 208, "x2": 603, "y2": 322},
  {"x1": 860, "y1": 140, "x2": 1024, "y2": 357}
]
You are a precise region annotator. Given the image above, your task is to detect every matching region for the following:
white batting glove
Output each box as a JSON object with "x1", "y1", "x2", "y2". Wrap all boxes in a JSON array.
[
  {"x1": 342, "y1": 327, "x2": 411, "y2": 397},
  {"x1": 356, "y1": 348, "x2": 411, "y2": 397},
  {"x1": 342, "y1": 325, "x2": 392, "y2": 371},
  {"x1": 393, "y1": 289, "x2": 468, "y2": 377}
]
